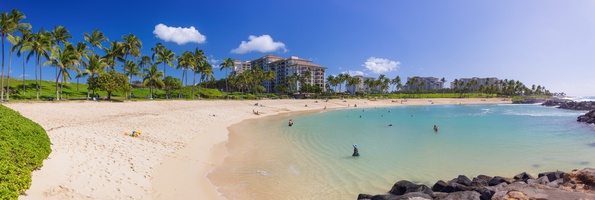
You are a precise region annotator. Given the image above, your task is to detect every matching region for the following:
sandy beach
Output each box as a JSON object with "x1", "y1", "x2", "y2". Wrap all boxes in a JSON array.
[{"x1": 5, "y1": 98, "x2": 509, "y2": 200}]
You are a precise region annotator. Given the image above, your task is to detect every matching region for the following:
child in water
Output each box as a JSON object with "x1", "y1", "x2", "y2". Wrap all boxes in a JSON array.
[{"x1": 352, "y1": 144, "x2": 360, "y2": 156}]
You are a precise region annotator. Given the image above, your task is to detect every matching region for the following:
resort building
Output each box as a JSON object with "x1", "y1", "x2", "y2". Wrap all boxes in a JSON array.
[
  {"x1": 404, "y1": 76, "x2": 444, "y2": 91},
  {"x1": 450, "y1": 77, "x2": 499, "y2": 90},
  {"x1": 232, "y1": 59, "x2": 252, "y2": 74},
  {"x1": 251, "y1": 55, "x2": 326, "y2": 93},
  {"x1": 346, "y1": 75, "x2": 378, "y2": 94}
]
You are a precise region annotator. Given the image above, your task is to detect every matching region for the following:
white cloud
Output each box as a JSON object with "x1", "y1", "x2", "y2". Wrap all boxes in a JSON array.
[
  {"x1": 153, "y1": 23, "x2": 206, "y2": 45},
  {"x1": 342, "y1": 70, "x2": 364, "y2": 76},
  {"x1": 208, "y1": 55, "x2": 219, "y2": 67},
  {"x1": 231, "y1": 35, "x2": 286, "y2": 54},
  {"x1": 362, "y1": 57, "x2": 400, "y2": 74}
]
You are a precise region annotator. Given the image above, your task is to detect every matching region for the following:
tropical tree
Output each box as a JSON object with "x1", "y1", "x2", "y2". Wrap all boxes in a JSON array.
[
  {"x1": 23, "y1": 28, "x2": 52, "y2": 100},
  {"x1": 83, "y1": 29, "x2": 108, "y2": 56},
  {"x1": 346, "y1": 76, "x2": 361, "y2": 94},
  {"x1": 123, "y1": 60, "x2": 139, "y2": 85},
  {"x1": 122, "y1": 33, "x2": 142, "y2": 62},
  {"x1": 155, "y1": 46, "x2": 175, "y2": 98},
  {"x1": 50, "y1": 26, "x2": 72, "y2": 99},
  {"x1": 14, "y1": 28, "x2": 31, "y2": 94},
  {"x1": 45, "y1": 42, "x2": 78, "y2": 100},
  {"x1": 73, "y1": 41, "x2": 89, "y2": 91},
  {"x1": 190, "y1": 48, "x2": 205, "y2": 99},
  {"x1": 103, "y1": 40, "x2": 125, "y2": 70},
  {"x1": 142, "y1": 63, "x2": 164, "y2": 99},
  {"x1": 163, "y1": 76, "x2": 182, "y2": 98},
  {"x1": 197, "y1": 61, "x2": 214, "y2": 99},
  {"x1": 2, "y1": 9, "x2": 29, "y2": 101},
  {"x1": 89, "y1": 70, "x2": 131, "y2": 100},
  {"x1": 137, "y1": 55, "x2": 151, "y2": 75},
  {"x1": 83, "y1": 55, "x2": 107, "y2": 99},
  {"x1": 326, "y1": 75, "x2": 336, "y2": 92},
  {"x1": 219, "y1": 58, "x2": 234, "y2": 93},
  {"x1": 176, "y1": 51, "x2": 193, "y2": 98}
]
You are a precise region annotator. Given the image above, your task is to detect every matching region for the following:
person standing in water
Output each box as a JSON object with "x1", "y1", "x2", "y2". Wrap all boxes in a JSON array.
[
  {"x1": 434, "y1": 125, "x2": 438, "y2": 132},
  {"x1": 289, "y1": 119, "x2": 294, "y2": 127},
  {"x1": 352, "y1": 144, "x2": 360, "y2": 156}
]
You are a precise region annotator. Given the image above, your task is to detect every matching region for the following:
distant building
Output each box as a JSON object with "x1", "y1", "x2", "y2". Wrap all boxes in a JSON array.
[
  {"x1": 404, "y1": 76, "x2": 444, "y2": 91},
  {"x1": 250, "y1": 55, "x2": 326, "y2": 93},
  {"x1": 346, "y1": 75, "x2": 377, "y2": 94},
  {"x1": 450, "y1": 77, "x2": 499, "y2": 90},
  {"x1": 232, "y1": 59, "x2": 252, "y2": 74}
]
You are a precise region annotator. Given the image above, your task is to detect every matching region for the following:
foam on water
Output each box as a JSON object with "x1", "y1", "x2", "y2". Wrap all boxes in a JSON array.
[{"x1": 208, "y1": 104, "x2": 595, "y2": 199}]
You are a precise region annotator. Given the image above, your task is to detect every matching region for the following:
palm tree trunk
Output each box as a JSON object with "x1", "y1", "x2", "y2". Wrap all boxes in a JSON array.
[
  {"x1": 22, "y1": 56, "x2": 25, "y2": 94},
  {"x1": 6, "y1": 45, "x2": 13, "y2": 101},
  {"x1": 163, "y1": 63, "x2": 167, "y2": 99},
  {"x1": 179, "y1": 69, "x2": 185, "y2": 98},
  {"x1": 1, "y1": 35, "x2": 5, "y2": 101},
  {"x1": 225, "y1": 69, "x2": 228, "y2": 93},
  {"x1": 35, "y1": 56, "x2": 39, "y2": 100},
  {"x1": 56, "y1": 66, "x2": 60, "y2": 100},
  {"x1": 192, "y1": 72, "x2": 196, "y2": 99},
  {"x1": 39, "y1": 59, "x2": 43, "y2": 95}
]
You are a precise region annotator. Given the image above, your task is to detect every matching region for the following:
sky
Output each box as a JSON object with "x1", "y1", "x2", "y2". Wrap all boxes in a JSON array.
[{"x1": 3, "y1": 0, "x2": 595, "y2": 96}]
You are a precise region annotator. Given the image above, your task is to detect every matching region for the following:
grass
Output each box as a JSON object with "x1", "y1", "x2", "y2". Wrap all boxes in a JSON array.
[{"x1": 0, "y1": 105, "x2": 52, "y2": 199}]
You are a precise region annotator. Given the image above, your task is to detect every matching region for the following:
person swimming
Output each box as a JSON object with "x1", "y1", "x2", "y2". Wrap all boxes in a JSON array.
[
  {"x1": 289, "y1": 119, "x2": 294, "y2": 127},
  {"x1": 434, "y1": 125, "x2": 438, "y2": 132},
  {"x1": 352, "y1": 144, "x2": 360, "y2": 156}
]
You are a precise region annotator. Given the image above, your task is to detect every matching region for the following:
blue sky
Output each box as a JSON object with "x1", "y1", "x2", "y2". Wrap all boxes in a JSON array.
[{"x1": 4, "y1": 0, "x2": 595, "y2": 96}]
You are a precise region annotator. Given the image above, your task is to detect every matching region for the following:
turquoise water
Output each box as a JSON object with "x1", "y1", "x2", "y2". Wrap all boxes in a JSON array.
[{"x1": 209, "y1": 104, "x2": 595, "y2": 199}]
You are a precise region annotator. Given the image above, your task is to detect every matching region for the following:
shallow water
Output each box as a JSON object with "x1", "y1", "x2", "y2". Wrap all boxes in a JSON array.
[{"x1": 208, "y1": 104, "x2": 595, "y2": 199}]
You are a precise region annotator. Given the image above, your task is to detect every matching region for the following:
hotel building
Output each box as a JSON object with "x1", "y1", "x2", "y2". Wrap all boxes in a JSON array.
[
  {"x1": 243, "y1": 55, "x2": 326, "y2": 93},
  {"x1": 404, "y1": 76, "x2": 444, "y2": 91},
  {"x1": 345, "y1": 75, "x2": 378, "y2": 94},
  {"x1": 450, "y1": 77, "x2": 499, "y2": 90}
]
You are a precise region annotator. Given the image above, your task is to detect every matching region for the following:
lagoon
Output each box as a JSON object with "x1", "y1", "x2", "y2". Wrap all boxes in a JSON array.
[{"x1": 209, "y1": 104, "x2": 595, "y2": 199}]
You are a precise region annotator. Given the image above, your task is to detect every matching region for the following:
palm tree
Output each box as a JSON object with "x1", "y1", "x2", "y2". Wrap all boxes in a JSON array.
[
  {"x1": 440, "y1": 77, "x2": 446, "y2": 97},
  {"x1": 122, "y1": 33, "x2": 142, "y2": 62},
  {"x1": 73, "y1": 42, "x2": 89, "y2": 91},
  {"x1": 336, "y1": 73, "x2": 348, "y2": 93},
  {"x1": 1, "y1": 11, "x2": 10, "y2": 101},
  {"x1": 176, "y1": 51, "x2": 193, "y2": 98},
  {"x1": 2, "y1": 9, "x2": 29, "y2": 101},
  {"x1": 150, "y1": 42, "x2": 163, "y2": 62},
  {"x1": 15, "y1": 27, "x2": 31, "y2": 94},
  {"x1": 83, "y1": 29, "x2": 108, "y2": 56},
  {"x1": 23, "y1": 28, "x2": 52, "y2": 100},
  {"x1": 45, "y1": 42, "x2": 78, "y2": 100},
  {"x1": 191, "y1": 48, "x2": 205, "y2": 99},
  {"x1": 50, "y1": 25, "x2": 72, "y2": 99},
  {"x1": 124, "y1": 60, "x2": 139, "y2": 85},
  {"x1": 103, "y1": 40, "x2": 125, "y2": 70},
  {"x1": 142, "y1": 63, "x2": 164, "y2": 99},
  {"x1": 137, "y1": 55, "x2": 151, "y2": 74},
  {"x1": 219, "y1": 58, "x2": 234, "y2": 93},
  {"x1": 198, "y1": 61, "x2": 214, "y2": 99},
  {"x1": 83, "y1": 55, "x2": 107, "y2": 99},
  {"x1": 155, "y1": 47, "x2": 175, "y2": 98}
]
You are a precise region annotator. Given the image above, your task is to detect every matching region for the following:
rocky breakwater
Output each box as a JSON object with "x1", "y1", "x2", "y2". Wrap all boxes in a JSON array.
[
  {"x1": 577, "y1": 110, "x2": 595, "y2": 124},
  {"x1": 541, "y1": 99, "x2": 595, "y2": 110},
  {"x1": 358, "y1": 168, "x2": 595, "y2": 200}
]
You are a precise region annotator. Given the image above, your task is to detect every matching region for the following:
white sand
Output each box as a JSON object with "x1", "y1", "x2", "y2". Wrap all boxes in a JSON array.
[{"x1": 5, "y1": 98, "x2": 509, "y2": 200}]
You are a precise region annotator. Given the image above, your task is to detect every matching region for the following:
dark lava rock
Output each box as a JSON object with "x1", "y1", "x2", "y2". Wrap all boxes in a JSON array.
[
  {"x1": 577, "y1": 110, "x2": 595, "y2": 124},
  {"x1": 538, "y1": 171, "x2": 565, "y2": 182},
  {"x1": 435, "y1": 191, "x2": 481, "y2": 200},
  {"x1": 488, "y1": 176, "x2": 511, "y2": 186},
  {"x1": 396, "y1": 192, "x2": 433, "y2": 200},
  {"x1": 358, "y1": 193, "x2": 374, "y2": 200},
  {"x1": 513, "y1": 172, "x2": 535, "y2": 182},
  {"x1": 513, "y1": 98, "x2": 547, "y2": 104},
  {"x1": 432, "y1": 180, "x2": 448, "y2": 192},
  {"x1": 544, "y1": 100, "x2": 595, "y2": 110},
  {"x1": 451, "y1": 175, "x2": 472, "y2": 186},
  {"x1": 389, "y1": 180, "x2": 433, "y2": 196}
]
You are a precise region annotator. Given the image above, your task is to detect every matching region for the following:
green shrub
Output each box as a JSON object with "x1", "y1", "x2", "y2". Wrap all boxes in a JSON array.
[{"x1": 0, "y1": 105, "x2": 51, "y2": 199}]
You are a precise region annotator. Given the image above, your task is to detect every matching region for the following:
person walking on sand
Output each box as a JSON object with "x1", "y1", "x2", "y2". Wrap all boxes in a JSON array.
[{"x1": 352, "y1": 144, "x2": 360, "y2": 156}]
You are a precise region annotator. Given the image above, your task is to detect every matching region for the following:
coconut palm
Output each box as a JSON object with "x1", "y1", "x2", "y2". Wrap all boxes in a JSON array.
[
  {"x1": 122, "y1": 33, "x2": 142, "y2": 62},
  {"x1": 155, "y1": 47, "x2": 175, "y2": 87},
  {"x1": 2, "y1": 9, "x2": 30, "y2": 101},
  {"x1": 137, "y1": 55, "x2": 151, "y2": 74},
  {"x1": 197, "y1": 61, "x2": 214, "y2": 99},
  {"x1": 22, "y1": 29, "x2": 52, "y2": 100},
  {"x1": 84, "y1": 29, "x2": 108, "y2": 56},
  {"x1": 15, "y1": 27, "x2": 31, "y2": 94},
  {"x1": 124, "y1": 60, "x2": 139, "y2": 85},
  {"x1": 176, "y1": 51, "x2": 193, "y2": 98},
  {"x1": 219, "y1": 58, "x2": 234, "y2": 93},
  {"x1": 45, "y1": 42, "x2": 78, "y2": 100},
  {"x1": 50, "y1": 26, "x2": 72, "y2": 99},
  {"x1": 73, "y1": 42, "x2": 89, "y2": 91},
  {"x1": 103, "y1": 40, "x2": 125, "y2": 70},
  {"x1": 190, "y1": 48, "x2": 205, "y2": 99},
  {"x1": 83, "y1": 54, "x2": 107, "y2": 99},
  {"x1": 142, "y1": 63, "x2": 164, "y2": 99},
  {"x1": 150, "y1": 43, "x2": 163, "y2": 62}
]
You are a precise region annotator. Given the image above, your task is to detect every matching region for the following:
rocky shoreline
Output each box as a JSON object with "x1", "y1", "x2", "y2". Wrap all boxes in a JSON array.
[{"x1": 358, "y1": 168, "x2": 595, "y2": 200}]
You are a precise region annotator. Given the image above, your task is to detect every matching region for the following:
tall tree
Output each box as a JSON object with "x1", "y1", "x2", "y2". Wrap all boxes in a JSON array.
[
  {"x1": 45, "y1": 42, "x2": 78, "y2": 100},
  {"x1": 176, "y1": 51, "x2": 193, "y2": 98},
  {"x1": 142, "y1": 63, "x2": 164, "y2": 99},
  {"x1": 73, "y1": 41, "x2": 89, "y2": 91},
  {"x1": 198, "y1": 61, "x2": 214, "y2": 99},
  {"x1": 83, "y1": 55, "x2": 107, "y2": 99},
  {"x1": 103, "y1": 41, "x2": 125, "y2": 70},
  {"x1": 15, "y1": 27, "x2": 31, "y2": 94},
  {"x1": 1, "y1": 9, "x2": 30, "y2": 101},
  {"x1": 191, "y1": 48, "x2": 205, "y2": 99},
  {"x1": 83, "y1": 29, "x2": 108, "y2": 56},
  {"x1": 122, "y1": 33, "x2": 142, "y2": 62},
  {"x1": 50, "y1": 26, "x2": 72, "y2": 100},
  {"x1": 219, "y1": 58, "x2": 234, "y2": 93},
  {"x1": 22, "y1": 29, "x2": 52, "y2": 100},
  {"x1": 155, "y1": 47, "x2": 175, "y2": 98}
]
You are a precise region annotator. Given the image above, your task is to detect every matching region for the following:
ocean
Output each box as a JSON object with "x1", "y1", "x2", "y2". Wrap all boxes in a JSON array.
[{"x1": 208, "y1": 103, "x2": 595, "y2": 199}]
